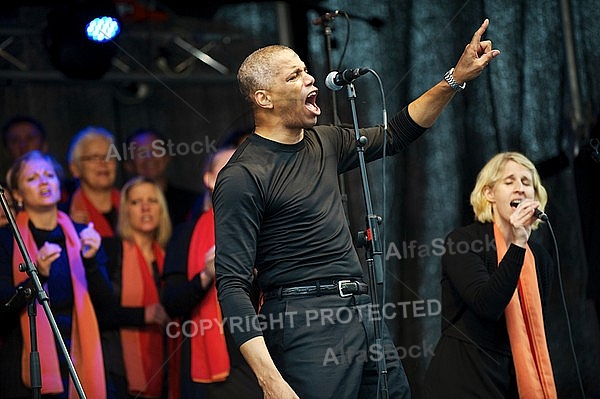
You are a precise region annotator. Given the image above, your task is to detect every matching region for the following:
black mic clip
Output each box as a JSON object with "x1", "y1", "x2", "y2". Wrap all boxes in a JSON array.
[
  {"x1": 325, "y1": 68, "x2": 370, "y2": 91},
  {"x1": 313, "y1": 10, "x2": 340, "y2": 26}
]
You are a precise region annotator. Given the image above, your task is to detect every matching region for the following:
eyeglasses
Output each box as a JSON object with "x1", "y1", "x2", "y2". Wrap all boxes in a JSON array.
[{"x1": 78, "y1": 154, "x2": 109, "y2": 163}]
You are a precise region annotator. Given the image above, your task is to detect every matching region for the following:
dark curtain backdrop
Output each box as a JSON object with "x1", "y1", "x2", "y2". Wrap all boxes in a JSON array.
[
  {"x1": 302, "y1": 1, "x2": 600, "y2": 398},
  {"x1": 1, "y1": 1, "x2": 600, "y2": 398}
]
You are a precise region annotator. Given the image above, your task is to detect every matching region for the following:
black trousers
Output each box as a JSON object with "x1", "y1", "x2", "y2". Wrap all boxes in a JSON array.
[{"x1": 260, "y1": 293, "x2": 411, "y2": 399}]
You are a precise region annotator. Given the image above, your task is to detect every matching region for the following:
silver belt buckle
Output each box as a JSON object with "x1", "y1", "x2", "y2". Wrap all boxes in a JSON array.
[{"x1": 337, "y1": 280, "x2": 352, "y2": 297}]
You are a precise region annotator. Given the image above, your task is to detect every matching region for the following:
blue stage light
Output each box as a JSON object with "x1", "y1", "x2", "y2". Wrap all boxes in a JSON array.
[
  {"x1": 44, "y1": 2, "x2": 122, "y2": 79},
  {"x1": 86, "y1": 16, "x2": 121, "y2": 43}
]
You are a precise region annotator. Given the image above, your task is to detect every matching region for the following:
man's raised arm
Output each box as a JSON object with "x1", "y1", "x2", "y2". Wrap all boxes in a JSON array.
[{"x1": 407, "y1": 18, "x2": 500, "y2": 128}]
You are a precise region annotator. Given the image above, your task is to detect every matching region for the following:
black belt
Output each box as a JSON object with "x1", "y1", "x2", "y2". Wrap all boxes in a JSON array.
[{"x1": 263, "y1": 279, "x2": 368, "y2": 300}]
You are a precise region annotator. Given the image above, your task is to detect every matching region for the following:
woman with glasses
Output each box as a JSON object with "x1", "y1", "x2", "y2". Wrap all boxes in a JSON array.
[{"x1": 67, "y1": 126, "x2": 121, "y2": 257}]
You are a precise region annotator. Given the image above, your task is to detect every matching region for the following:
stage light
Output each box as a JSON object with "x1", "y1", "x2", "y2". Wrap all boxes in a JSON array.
[
  {"x1": 86, "y1": 16, "x2": 121, "y2": 43},
  {"x1": 44, "y1": 1, "x2": 122, "y2": 80}
]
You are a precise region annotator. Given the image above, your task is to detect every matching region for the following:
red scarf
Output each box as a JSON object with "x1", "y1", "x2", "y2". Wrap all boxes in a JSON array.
[
  {"x1": 188, "y1": 208, "x2": 230, "y2": 382},
  {"x1": 493, "y1": 223, "x2": 557, "y2": 398},
  {"x1": 120, "y1": 239, "x2": 165, "y2": 398},
  {"x1": 12, "y1": 211, "x2": 106, "y2": 398},
  {"x1": 69, "y1": 188, "x2": 119, "y2": 237}
]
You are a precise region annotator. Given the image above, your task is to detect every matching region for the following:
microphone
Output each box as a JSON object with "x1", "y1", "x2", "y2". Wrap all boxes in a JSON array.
[
  {"x1": 325, "y1": 68, "x2": 369, "y2": 91},
  {"x1": 534, "y1": 208, "x2": 548, "y2": 222},
  {"x1": 313, "y1": 10, "x2": 340, "y2": 26}
]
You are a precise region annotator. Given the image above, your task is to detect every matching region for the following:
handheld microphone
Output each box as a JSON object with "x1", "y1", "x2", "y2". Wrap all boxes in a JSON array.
[
  {"x1": 325, "y1": 68, "x2": 369, "y2": 91},
  {"x1": 534, "y1": 208, "x2": 548, "y2": 222}
]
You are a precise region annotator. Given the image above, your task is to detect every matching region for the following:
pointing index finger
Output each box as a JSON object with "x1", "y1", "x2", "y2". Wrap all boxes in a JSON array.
[{"x1": 471, "y1": 18, "x2": 489, "y2": 46}]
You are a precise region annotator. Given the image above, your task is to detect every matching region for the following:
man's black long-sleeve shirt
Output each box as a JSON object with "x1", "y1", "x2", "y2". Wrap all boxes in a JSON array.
[{"x1": 213, "y1": 107, "x2": 426, "y2": 346}]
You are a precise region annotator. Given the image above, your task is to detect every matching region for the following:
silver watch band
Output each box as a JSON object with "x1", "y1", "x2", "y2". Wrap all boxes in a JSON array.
[{"x1": 444, "y1": 67, "x2": 466, "y2": 91}]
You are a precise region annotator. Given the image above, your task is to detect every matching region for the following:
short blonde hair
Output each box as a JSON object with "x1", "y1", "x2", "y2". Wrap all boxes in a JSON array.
[
  {"x1": 470, "y1": 152, "x2": 548, "y2": 229},
  {"x1": 237, "y1": 45, "x2": 294, "y2": 104},
  {"x1": 67, "y1": 126, "x2": 115, "y2": 165},
  {"x1": 117, "y1": 176, "x2": 172, "y2": 247}
]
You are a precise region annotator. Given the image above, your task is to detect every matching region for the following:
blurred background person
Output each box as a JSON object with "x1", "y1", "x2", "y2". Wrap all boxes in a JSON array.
[
  {"x1": 124, "y1": 128, "x2": 200, "y2": 227},
  {"x1": 67, "y1": 126, "x2": 121, "y2": 255},
  {"x1": 1, "y1": 115, "x2": 48, "y2": 166},
  {"x1": 107, "y1": 176, "x2": 172, "y2": 398},
  {"x1": 162, "y1": 146, "x2": 261, "y2": 399},
  {"x1": 423, "y1": 152, "x2": 556, "y2": 399},
  {"x1": 0, "y1": 150, "x2": 113, "y2": 398},
  {"x1": 0, "y1": 168, "x2": 16, "y2": 354},
  {"x1": 1, "y1": 116, "x2": 72, "y2": 209},
  {"x1": 215, "y1": 127, "x2": 251, "y2": 149},
  {"x1": 188, "y1": 128, "x2": 252, "y2": 218}
]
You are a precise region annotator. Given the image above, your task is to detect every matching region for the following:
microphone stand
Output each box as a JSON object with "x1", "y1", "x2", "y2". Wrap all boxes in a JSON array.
[
  {"x1": 314, "y1": 10, "x2": 350, "y2": 223},
  {"x1": 0, "y1": 185, "x2": 87, "y2": 399},
  {"x1": 344, "y1": 83, "x2": 388, "y2": 399},
  {"x1": 317, "y1": 19, "x2": 341, "y2": 126}
]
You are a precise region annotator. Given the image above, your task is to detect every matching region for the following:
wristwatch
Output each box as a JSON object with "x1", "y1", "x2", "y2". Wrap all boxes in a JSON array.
[{"x1": 444, "y1": 68, "x2": 466, "y2": 91}]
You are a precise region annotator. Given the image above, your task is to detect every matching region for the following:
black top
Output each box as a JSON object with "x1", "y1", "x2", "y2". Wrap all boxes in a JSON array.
[
  {"x1": 423, "y1": 221, "x2": 554, "y2": 398},
  {"x1": 439, "y1": 221, "x2": 553, "y2": 352},
  {"x1": 213, "y1": 107, "x2": 426, "y2": 346},
  {"x1": 0, "y1": 219, "x2": 115, "y2": 398},
  {"x1": 162, "y1": 215, "x2": 210, "y2": 315},
  {"x1": 162, "y1": 213, "x2": 262, "y2": 398},
  {"x1": 164, "y1": 183, "x2": 200, "y2": 227}
]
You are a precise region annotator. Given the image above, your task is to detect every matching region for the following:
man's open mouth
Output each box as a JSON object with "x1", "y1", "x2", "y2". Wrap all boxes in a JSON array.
[{"x1": 305, "y1": 90, "x2": 321, "y2": 115}]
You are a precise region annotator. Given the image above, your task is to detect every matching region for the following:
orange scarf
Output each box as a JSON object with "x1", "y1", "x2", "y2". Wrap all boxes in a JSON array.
[
  {"x1": 188, "y1": 208, "x2": 230, "y2": 382},
  {"x1": 120, "y1": 239, "x2": 165, "y2": 398},
  {"x1": 12, "y1": 211, "x2": 106, "y2": 398},
  {"x1": 493, "y1": 223, "x2": 557, "y2": 398},
  {"x1": 69, "y1": 188, "x2": 119, "y2": 237}
]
